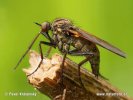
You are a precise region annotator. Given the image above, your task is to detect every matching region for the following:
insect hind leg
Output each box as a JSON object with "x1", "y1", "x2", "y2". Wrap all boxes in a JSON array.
[
  {"x1": 68, "y1": 50, "x2": 95, "y2": 89},
  {"x1": 77, "y1": 56, "x2": 91, "y2": 90}
]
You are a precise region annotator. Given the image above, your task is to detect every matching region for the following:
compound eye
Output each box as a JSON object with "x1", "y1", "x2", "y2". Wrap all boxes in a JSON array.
[{"x1": 41, "y1": 22, "x2": 51, "y2": 32}]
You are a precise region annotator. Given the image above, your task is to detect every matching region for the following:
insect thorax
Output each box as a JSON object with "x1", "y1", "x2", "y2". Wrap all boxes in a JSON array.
[
  {"x1": 51, "y1": 19, "x2": 73, "y2": 52},
  {"x1": 51, "y1": 18, "x2": 99, "y2": 57}
]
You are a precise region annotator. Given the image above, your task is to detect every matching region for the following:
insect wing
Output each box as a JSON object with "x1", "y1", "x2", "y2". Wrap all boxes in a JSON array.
[{"x1": 68, "y1": 28, "x2": 126, "y2": 58}]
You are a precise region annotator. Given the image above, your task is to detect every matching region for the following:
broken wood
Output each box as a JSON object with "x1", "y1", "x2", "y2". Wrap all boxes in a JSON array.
[{"x1": 23, "y1": 50, "x2": 132, "y2": 100}]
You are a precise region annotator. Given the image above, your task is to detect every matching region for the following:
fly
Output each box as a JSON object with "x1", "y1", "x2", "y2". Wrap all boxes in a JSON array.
[{"x1": 14, "y1": 18, "x2": 126, "y2": 88}]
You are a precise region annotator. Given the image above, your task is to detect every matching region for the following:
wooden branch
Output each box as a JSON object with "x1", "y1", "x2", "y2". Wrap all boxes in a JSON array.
[{"x1": 23, "y1": 50, "x2": 132, "y2": 100}]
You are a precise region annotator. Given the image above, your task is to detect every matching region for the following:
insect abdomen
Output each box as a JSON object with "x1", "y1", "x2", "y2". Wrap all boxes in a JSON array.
[{"x1": 83, "y1": 44, "x2": 100, "y2": 77}]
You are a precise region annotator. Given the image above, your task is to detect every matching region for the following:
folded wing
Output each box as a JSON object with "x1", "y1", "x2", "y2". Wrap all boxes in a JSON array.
[{"x1": 68, "y1": 28, "x2": 126, "y2": 58}]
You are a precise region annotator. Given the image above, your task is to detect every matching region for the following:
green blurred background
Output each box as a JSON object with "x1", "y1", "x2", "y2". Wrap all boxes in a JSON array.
[{"x1": 0, "y1": 0, "x2": 133, "y2": 99}]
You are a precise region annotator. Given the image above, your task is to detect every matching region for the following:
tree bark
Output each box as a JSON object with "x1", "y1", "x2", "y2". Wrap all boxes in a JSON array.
[{"x1": 23, "y1": 50, "x2": 132, "y2": 100}]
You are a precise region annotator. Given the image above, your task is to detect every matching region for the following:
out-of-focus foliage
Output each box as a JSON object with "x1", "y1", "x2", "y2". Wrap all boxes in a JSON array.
[{"x1": 0, "y1": 0, "x2": 133, "y2": 99}]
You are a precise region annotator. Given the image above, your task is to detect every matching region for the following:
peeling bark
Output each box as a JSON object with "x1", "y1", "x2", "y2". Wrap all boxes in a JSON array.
[{"x1": 23, "y1": 50, "x2": 132, "y2": 100}]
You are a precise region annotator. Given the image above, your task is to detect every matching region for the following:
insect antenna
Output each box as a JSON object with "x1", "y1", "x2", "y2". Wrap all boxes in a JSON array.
[{"x1": 14, "y1": 32, "x2": 41, "y2": 70}]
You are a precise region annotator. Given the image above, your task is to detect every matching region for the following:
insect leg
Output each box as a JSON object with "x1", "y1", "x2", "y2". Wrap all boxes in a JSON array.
[
  {"x1": 68, "y1": 50, "x2": 94, "y2": 56},
  {"x1": 78, "y1": 57, "x2": 91, "y2": 88},
  {"x1": 42, "y1": 32, "x2": 53, "y2": 43},
  {"x1": 59, "y1": 43, "x2": 71, "y2": 97},
  {"x1": 27, "y1": 41, "x2": 55, "y2": 76},
  {"x1": 60, "y1": 52, "x2": 67, "y2": 86},
  {"x1": 14, "y1": 32, "x2": 40, "y2": 70},
  {"x1": 45, "y1": 46, "x2": 52, "y2": 57},
  {"x1": 39, "y1": 41, "x2": 55, "y2": 57},
  {"x1": 69, "y1": 49, "x2": 99, "y2": 76},
  {"x1": 41, "y1": 31, "x2": 55, "y2": 57},
  {"x1": 68, "y1": 49, "x2": 96, "y2": 88},
  {"x1": 61, "y1": 43, "x2": 71, "y2": 81}
]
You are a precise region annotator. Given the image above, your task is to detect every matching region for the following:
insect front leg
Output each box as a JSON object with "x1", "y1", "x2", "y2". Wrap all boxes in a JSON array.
[{"x1": 27, "y1": 41, "x2": 56, "y2": 76}]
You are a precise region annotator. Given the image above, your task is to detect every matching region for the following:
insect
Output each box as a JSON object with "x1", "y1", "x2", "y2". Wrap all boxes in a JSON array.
[{"x1": 14, "y1": 18, "x2": 126, "y2": 87}]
